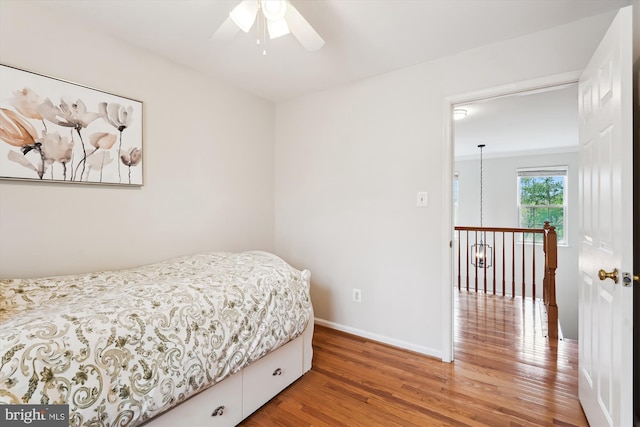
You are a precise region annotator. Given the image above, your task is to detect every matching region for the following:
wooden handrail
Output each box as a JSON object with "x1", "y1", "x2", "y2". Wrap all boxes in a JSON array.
[
  {"x1": 454, "y1": 221, "x2": 559, "y2": 339},
  {"x1": 455, "y1": 226, "x2": 546, "y2": 233}
]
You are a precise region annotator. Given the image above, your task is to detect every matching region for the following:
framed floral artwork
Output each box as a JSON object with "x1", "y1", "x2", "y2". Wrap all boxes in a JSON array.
[{"x1": 0, "y1": 64, "x2": 143, "y2": 186}]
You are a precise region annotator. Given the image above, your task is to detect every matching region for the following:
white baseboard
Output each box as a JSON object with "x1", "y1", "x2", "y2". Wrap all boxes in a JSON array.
[{"x1": 314, "y1": 317, "x2": 443, "y2": 360}]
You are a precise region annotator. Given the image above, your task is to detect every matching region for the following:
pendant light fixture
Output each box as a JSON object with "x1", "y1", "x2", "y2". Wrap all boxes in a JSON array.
[{"x1": 471, "y1": 144, "x2": 493, "y2": 268}]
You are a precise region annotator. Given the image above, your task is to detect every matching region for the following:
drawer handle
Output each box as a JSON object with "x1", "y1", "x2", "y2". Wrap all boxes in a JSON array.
[
  {"x1": 272, "y1": 368, "x2": 282, "y2": 376},
  {"x1": 211, "y1": 406, "x2": 225, "y2": 416}
]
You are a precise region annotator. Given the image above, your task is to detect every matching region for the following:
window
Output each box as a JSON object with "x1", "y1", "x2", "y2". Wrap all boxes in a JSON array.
[{"x1": 517, "y1": 167, "x2": 567, "y2": 244}]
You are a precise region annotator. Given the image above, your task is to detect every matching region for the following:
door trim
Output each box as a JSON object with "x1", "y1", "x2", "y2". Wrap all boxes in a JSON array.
[{"x1": 441, "y1": 70, "x2": 582, "y2": 362}]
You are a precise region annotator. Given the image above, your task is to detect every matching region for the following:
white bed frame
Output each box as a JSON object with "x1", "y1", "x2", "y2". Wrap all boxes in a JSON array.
[{"x1": 143, "y1": 270, "x2": 313, "y2": 427}]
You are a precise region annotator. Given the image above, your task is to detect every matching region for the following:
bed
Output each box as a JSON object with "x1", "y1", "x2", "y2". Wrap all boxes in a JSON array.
[{"x1": 0, "y1": 251, "x2": 313, "y2": 426}]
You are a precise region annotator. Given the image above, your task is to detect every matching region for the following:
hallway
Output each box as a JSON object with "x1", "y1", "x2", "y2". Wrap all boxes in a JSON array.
[{"x1": 454, "y1": 290, "x2": 587, "y2": 426}]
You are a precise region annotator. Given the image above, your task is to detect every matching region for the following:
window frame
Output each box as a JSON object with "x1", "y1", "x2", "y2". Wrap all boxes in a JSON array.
[{"x1": 516, "y1": 166, "x2": 568, "y2": 245}]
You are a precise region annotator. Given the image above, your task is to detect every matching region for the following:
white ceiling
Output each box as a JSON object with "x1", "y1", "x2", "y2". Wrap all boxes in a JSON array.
[
  {"x1": 28, "y1": 0, "x2": 627, "y2": 158},
  {"x1": 454, "y1": 83, "x2": 579, "y2": 159},
  {"x1": 32, "y1": 0, "x2": 629, "y2": 103}
]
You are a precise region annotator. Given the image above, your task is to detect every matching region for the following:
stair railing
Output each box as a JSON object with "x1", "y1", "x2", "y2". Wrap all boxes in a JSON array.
[{"x1": 454, "y1": 221, "x2": 559, "y2": 338}]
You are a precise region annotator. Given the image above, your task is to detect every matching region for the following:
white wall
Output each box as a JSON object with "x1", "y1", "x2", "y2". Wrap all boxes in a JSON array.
[
  {"x1": 0, "y1": 1, "x2": 275, "y2": 278},
  {"x1": 0, "y1": 0, "x2": 626, "y2": 357},
  {"x1": 455, "y1": 152, "x2": 580, "y2": 339},
  {"x1": 274, "y1": 12, "x2": 618, "y2": 356}
]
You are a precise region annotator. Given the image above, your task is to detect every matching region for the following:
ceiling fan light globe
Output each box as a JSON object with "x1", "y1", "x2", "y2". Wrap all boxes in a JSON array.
[
  {"x1": 268, "y1": 18, "x2": 290, "y2": 39},
  {"x1": 261, "y1": 0, "x2": 287, "y2": 21},
  {"x1": 230, "y1": 0, "x2": 259, "y2": 32}
]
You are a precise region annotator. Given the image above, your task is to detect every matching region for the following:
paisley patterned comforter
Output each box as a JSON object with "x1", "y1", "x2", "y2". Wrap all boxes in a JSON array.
[{"x1": 0, "y1": 251, "x2": 312, "y2": 426}]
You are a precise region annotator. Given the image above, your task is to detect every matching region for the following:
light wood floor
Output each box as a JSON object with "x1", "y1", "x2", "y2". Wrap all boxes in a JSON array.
[{"x1": 241, "y1": 290, "x2": 588, "y2": 426}]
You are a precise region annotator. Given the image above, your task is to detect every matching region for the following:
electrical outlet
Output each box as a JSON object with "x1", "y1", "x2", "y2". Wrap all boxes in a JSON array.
[{"x1": 352, "y1": 288, "x2": 362, "y2": 303}]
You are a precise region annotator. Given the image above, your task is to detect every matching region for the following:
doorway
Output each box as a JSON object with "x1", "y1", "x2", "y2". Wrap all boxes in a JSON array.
[
  {"x1": 442, "y1": 72, "x2": 583, "y2": 361},
  {"x1": 453, "y1": 83, "x2": 580, "y2": 339}
]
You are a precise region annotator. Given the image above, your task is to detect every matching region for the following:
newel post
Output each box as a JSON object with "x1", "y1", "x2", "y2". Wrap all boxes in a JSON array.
[
  {"x1": 543, "y1": 222, "x2": 549, "y2": 305},
  {"x1": 544, "y1": 223, "x2": 559, "y2": 339}
]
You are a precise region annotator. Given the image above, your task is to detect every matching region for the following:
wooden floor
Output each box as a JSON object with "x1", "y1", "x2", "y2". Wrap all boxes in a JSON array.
[{"x1": 241, "y1": 290, "x2": 588, "y2": 426}]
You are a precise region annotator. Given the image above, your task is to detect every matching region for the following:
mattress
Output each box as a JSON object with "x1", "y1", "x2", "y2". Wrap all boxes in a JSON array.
[{"x1": 0, "y1": 251, "x2": 312, "y2": 426}]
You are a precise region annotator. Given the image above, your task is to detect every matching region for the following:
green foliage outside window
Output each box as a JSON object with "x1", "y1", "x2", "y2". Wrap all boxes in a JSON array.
[{"x1": 518, "y1": 175, "x2": 566, "y2": 243}]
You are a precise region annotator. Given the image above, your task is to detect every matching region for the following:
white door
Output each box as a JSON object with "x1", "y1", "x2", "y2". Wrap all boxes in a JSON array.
[{"x1": 578, "y1": 6, "x2": 633, "y2": 427}]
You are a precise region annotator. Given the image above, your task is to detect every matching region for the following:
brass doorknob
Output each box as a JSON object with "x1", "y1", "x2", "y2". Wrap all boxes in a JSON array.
[{"x1": 598, "y1": 268, "x2": 619, "y2": 284}]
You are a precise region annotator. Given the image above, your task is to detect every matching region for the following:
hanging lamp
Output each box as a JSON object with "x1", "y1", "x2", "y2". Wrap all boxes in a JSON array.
[{"x1": 471, "y1": 144, "x2": 493, "y2": 268}]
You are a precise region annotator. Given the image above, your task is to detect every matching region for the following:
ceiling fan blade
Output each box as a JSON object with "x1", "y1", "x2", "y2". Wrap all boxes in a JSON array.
[
  {"x1": 229, "y1": 0, "x2": 259, "y2": 33},
  {"x1": 284, "y1": 1, "x2": 324, "y2": 51},
  {"x1": 211, "y1": 16, "x2": 240, "y2": 41}
]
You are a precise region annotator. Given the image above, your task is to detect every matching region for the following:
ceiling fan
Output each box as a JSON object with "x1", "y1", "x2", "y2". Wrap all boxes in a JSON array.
[{"x1": 212, "y1": 0, "x2": 324, "y2": 51}]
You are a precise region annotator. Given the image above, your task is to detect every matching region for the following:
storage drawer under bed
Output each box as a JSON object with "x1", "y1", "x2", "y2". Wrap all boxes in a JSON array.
[
  {"x1": 144, "y1": 333, "x2": 305, "y2": 426},
  {"x1": 242, "y1": 335, "x2": 303, "y2": 418},
  {"x1": 147, "y1": 373, "x2": 243, "y2": 427}
]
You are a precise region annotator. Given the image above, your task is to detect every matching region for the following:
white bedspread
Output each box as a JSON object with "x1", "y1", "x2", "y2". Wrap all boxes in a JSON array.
[{"x1": 0, "y1": 251, "x2": 312, "y2": 426}]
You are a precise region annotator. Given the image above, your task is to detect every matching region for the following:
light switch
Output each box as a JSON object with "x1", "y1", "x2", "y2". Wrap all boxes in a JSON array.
[{"x1": 416, "y1": 192, "x2": 428, "y2": 207}]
